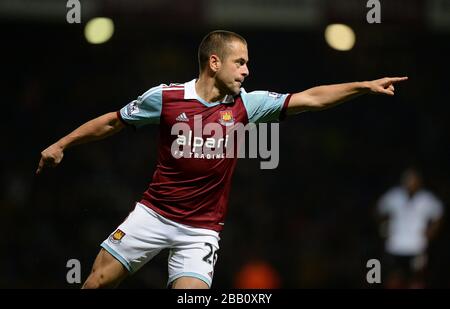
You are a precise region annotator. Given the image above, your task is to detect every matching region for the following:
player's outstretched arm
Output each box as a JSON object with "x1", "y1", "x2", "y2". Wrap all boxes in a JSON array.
[
  {"x1": 36, "y1": 112, "x2": 125, "y2": 174},
  {"x1": 286, "y1": 77, "x2": 408, "y2": 115}
]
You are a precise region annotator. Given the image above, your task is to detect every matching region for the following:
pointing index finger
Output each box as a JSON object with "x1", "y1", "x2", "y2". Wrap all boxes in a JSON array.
[{"x1": 389, "y1": 76, "x2": 408, "y2": 83}]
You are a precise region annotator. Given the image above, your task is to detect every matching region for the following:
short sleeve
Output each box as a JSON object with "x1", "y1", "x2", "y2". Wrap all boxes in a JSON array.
[
  {"x1": 241, "y1": 90, "x2": 292, "y2": 123},
  {"x1": 118, "y1": 85, "x2": 163, "y2": 128},
  {"x1": 377, "y1": 191, "x2": 394, "y2": 216}
]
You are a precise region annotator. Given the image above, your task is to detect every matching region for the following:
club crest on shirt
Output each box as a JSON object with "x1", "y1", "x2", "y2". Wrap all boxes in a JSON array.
[
  {"x1": 219, "y1": 110, "x2": 234, "y2": 126},
  {"x1": 109, "y1": 229, "x2": 126, "y2": 244}
]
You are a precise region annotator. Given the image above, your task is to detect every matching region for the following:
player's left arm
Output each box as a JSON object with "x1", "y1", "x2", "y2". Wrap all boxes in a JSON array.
[
  {"x1": 426, "y1": 217, "x2": 443, "y2": 241},
  {"x1": 286, "y1": 77, "x2": 408, "y2": 115},
  {"x1": 425, "y1": 196, "x2": 445, "y2": 241}
]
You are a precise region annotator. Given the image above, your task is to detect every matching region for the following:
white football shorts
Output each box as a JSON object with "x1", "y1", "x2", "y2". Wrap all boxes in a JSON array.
[{"x1": 101, "y1": 202, "x2": 220, "y2": 287}]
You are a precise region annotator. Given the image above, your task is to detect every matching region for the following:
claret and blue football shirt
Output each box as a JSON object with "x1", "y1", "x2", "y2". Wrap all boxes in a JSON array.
[{"x1": 118, "y1": 79, "x2": 292, "y2": 232}]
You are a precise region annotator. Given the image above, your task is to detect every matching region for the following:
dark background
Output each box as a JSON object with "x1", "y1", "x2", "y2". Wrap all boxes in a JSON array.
[{"x1": 1, "y1": 0, "x2": 449, "y2": 288}]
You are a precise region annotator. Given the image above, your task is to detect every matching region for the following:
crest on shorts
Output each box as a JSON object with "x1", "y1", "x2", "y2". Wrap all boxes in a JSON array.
[
  {"x1": 109, "y1": 229, "x2": 126, "y2": 244},
  {"x1": 219, "y1": 110, "x2": 234, "y2": 126}
]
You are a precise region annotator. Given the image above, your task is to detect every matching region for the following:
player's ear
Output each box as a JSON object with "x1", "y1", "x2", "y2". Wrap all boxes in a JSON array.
[{"x1": 209, "y1": 54, "x2": 221, "y2": 72}]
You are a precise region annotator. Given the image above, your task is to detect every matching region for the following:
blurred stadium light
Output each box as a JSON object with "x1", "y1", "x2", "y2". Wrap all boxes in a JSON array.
[
  {"x1": 84, "y1": 17, "x2": 114, "y2": 44},
  {"x1": 324, "y1": 24, "x2": 355, "y2": 51}
]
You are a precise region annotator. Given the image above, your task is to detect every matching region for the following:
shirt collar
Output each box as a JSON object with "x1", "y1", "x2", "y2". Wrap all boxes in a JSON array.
[{"x1": 184, "y1": 79, "x2": 235, "y2": 104}]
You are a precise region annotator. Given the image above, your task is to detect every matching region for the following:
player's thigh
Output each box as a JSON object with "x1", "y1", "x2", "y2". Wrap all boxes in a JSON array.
[
  {"x1": 83, "y1": 248, "x2": 128, "y2": 288},
  {"x1": 91, "y1": 248, "x2": 128, "y2": 276}
]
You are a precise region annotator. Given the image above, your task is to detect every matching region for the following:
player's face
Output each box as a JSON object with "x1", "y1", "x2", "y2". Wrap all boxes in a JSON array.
[
  {"x1": 216, "y1": 40, "x2": 249, "y2": 95},
  {"x1": 402, "y1": 170, "x2": 422, "y2": 194}
]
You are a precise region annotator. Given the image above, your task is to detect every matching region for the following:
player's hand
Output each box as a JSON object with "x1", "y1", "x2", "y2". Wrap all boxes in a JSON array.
[
  {"x1": 368, "y1": 77, "x2": 408, "y2": 96},
  {"x1": 36, "y1": 143, "x2": 64, "y2": 175}
]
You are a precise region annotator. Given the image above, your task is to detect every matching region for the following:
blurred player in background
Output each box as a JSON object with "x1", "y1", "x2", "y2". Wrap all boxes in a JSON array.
[
  {"x1": 36, "y1": 30, "x2": 408, "y2": 289},
  {"x1": 377, "y1": 167, "x2": 444, "y2": 288}
]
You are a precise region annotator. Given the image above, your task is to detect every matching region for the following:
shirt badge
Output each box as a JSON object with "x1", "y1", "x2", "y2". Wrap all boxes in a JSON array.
[{"x1": 219, "y1": 110, "x2": 234, "y2": 126}]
